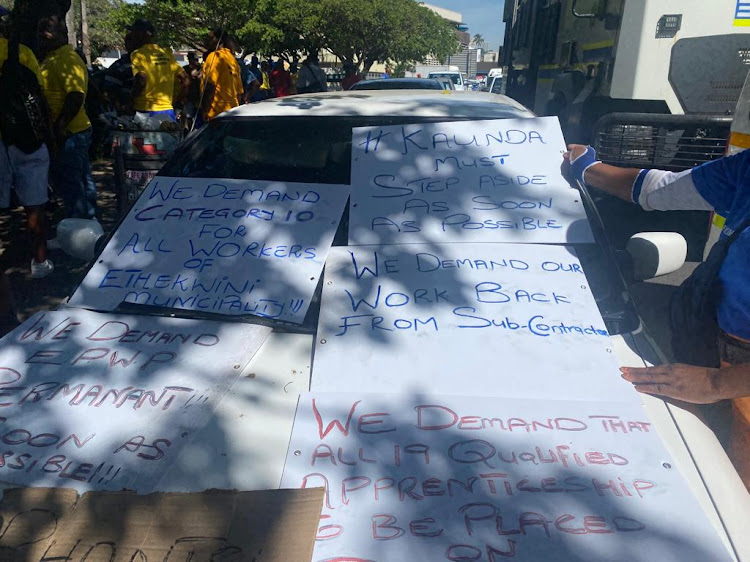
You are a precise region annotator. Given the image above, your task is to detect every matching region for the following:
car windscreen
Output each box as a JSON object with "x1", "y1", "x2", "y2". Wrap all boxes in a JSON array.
[
  {"x1": 160, "y1": 114, "x2": 529, "y2": 184},
  {"x1": 158, "y1": 114, "x2": 640, "y2": 335},
  {"x1": 429, "y1": 73, "x2": 460, "y2": 85}
]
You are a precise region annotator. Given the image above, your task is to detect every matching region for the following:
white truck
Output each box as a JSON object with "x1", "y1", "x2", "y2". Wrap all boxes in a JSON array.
[
  {"x1": 503, "y1": 0, "x2": 750, "y2": 259},
  {"x1": 503, "y1": 0, "x2": 750, "y2": 146}
]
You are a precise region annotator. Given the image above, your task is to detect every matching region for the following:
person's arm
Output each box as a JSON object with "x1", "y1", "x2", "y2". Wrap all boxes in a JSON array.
[
  {"x1": 201, "y1": 81, "x2": 215, "y2": 118},
  {"x1": 233, "y1": 61, "x2": 244, "y2": 105},
  {"x1": 132, "y1": 71, "x2": 146, "y2": 98},
  {"x1": 175, "y1": 69, "x2": 190, "y2": 105},
  {"x1": 54, "y1": 58, "x2": 88, "y2": 143},
  {"x1": 243, "y1": 77, "x2": 259, "y2": 103},
  {"x1": 562, "y1": 144, "x2": 640, "y2": 200},
  {"x1": 199, "y1": 53, "x2": 215, "y2": 118},
  {"x1": 562, "y1": 144, "x2": 714, "y2": 212},
  {"x1": 54, "y1": 92, "x2": 84, "y2": 140},
  {"x1": 130, "y1": 49, "x2": 146, "y2": 99},
  {"x1": 621, "y1": 363, "x2": 750, "y2": 404}
]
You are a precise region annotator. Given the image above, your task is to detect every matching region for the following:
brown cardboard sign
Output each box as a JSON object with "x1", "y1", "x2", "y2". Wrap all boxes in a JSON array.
[
  {"x1": 0, "y1": 487, "x2": 324, "y2": 562},
  {"x1": 0, "y1": 487, "x2": 79, "y2": 560}
]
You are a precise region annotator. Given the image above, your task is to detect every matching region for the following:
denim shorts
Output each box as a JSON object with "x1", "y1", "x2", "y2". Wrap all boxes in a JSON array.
[{"x1": 0, "y1": 141, "x2": 50, "y2": 208}]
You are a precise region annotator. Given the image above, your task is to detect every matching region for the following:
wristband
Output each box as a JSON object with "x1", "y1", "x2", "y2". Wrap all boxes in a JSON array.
[
  {"x1": 631, "y1": 169, "x2": 649, "y2": 204},
  {"x1": 569, "y1": 145, "x2": 601, "y2": 186}
]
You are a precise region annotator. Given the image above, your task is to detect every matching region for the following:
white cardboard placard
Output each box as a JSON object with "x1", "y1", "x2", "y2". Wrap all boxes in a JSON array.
[
  {"x1": 70, "y1": 177, "x2": 349, "y2": 323},
  {"x1": 281, "y1": 393, "x2": 731, "y2": 562},
  {"x1": 349, "y1": 117, "x2": 593, "y2": 245},
  {"x1": 0, "y1": 309, "x2": 270, "y2": 492},
  {"x1": 312, "y1": 243, "x2": 634, "y2": 402}
]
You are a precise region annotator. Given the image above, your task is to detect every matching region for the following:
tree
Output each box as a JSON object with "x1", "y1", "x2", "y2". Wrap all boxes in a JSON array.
[
  {"x1": 236, "y1": 0, "x2": 322, "y2": 60},
  {"x1": 77, "y1": 0, "x2": 125, "y2": 58},
  {"x1": 315, "y1": 0, "x2": 459, "y2": 73},
  {"x1": 472, "y1": 33, "x2": 486, "y2": 49},
  {"x1": 108, "y1": 0, "x2": 261, "y2": 52},
  {"x1": 105, "y1": 0, "x2": 458, "y2": 71}
]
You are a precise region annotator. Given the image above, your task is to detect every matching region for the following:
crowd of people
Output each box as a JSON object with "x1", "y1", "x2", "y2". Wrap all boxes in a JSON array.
[
  {"x1": 0, "y1": 12, "x2": 337, "y2": 281},
  {"x1": 98, "y1": 21, "x2": 331, "y2": 132}
]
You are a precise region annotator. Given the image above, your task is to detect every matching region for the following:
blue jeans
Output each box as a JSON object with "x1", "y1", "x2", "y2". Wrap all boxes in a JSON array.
[{"x1": 53, "y1": 129, "x2": 97, "y2": 219}]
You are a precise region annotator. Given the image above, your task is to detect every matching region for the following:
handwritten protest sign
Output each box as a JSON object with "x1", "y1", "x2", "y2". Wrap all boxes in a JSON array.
[
  {"x1": 0, "y1": 309, "x2": 270, "y2": 492},
  {"x1": 312, "y1": 243, "x2": 633, "y2": 402},
  {"x1": 70, "y1": 177, "x2": 349, "y2": 323},
  {"x1": 282, "y1": 393, "x2": 731, "y2": 562},
  {"x1": 348, "y1": 117, "x2": 593, "y2": 245}
]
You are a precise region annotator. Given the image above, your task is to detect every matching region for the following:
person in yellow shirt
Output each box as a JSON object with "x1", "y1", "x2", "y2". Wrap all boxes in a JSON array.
[
  {"x1": 37, "y1": 14, "x2": 97, "y2": 221},
  {"x1": 0, "y1": 8, "x2": 53, "y2": 278},
  {"x1": 128, "y1": 18, "x2": 190, "y2": 124},
  {"x1": 200, "y1": 28, "x2": 247, "y2": 123}
]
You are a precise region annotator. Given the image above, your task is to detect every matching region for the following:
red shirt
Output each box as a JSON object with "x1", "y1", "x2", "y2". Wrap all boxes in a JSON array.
[
  {"x1": 342, "y1": 73, "x2": 362, "y2": 91},
  {"x1": 270, "y1": 68, "x2": 293, "y2": 97}
]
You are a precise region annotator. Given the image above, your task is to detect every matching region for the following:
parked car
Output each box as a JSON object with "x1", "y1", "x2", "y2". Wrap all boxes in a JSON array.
[
  {"x1": 485, "y1": 74, "x2": 504, "y2": 94},
  {"x1": 432, "y1": 75, "x2": 455, "y2": 90},
  {"x1": 95, "y1": 90, "x2": 748, "y2": 557},
  {"x1": 427, "y1": 70, "x2": 466, "y2": 91},
  {"x1": 348, "y1": 78, "x2": 444, "y2": 91}
]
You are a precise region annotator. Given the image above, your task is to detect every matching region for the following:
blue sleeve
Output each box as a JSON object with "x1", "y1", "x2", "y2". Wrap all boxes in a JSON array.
[{"x1": 690, "y1": 150, "x2": 750, "y2": 216}]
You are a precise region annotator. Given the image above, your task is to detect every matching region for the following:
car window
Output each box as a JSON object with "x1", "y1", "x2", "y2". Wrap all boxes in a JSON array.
[
  {"x1": 430, "y1": 73, "x2": 461, "y2": 85},
  {"x1": 160, "y1": 112, "x2": 638, "y2": 335},
  {"x1": 160, "y1": 114, "x2": 528, "y2": 184}
]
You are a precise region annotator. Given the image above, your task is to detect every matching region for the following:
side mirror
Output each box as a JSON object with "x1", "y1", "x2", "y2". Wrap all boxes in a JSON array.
[{"x1": 626, "y1": 232, "x2": 687, "y2": 281}]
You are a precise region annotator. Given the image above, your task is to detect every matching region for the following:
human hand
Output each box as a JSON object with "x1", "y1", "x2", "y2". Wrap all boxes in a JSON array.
[
  {"x1": 53, "y1": 124, "x2": 67, "y2": 156},
  {"x1": 620, "y1": 364, "x2": 723, "y2": 404},
  {"x1": 561, "y1": 144, "x2": 599, "y2": 186}
]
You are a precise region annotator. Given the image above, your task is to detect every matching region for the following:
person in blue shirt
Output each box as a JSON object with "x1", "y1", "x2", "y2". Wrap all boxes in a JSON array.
[{"x1": 563, "y1": 144, "x2": 750, "y2": 487}]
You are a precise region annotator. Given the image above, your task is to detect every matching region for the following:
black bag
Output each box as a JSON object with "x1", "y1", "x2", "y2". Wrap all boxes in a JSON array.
[
  {"x1": 0, "y1": 38, "x2": 48, "y2": 154},
  {"x1": 669, "y1": 219, "x2": 750, "y2": 367}
]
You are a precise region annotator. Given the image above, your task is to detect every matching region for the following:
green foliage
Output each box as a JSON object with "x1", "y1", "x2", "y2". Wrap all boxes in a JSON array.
[
  {"x1": 315, "y1": 0, "x2": 459, "y2": 72},
  {"x1": 109, "y1": 0, "x2": 209, "y2": 50},
  {"x1": 78, "y1": 0, "x2": 126, "y2": 57},
  {"x1": 106, "y1": 0, "x2": 459, "y2": 70}
]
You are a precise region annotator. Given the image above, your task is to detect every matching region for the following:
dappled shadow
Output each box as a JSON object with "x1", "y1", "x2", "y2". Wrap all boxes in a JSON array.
[
  {"x1": 282, "y1": 393, "x2": 733, "y2": 561},
  {"x1": 68, "y1": 176, "x2": 349, "y2": 327},
  {"x1": 0, "y1": 161, "x2": 119, "y2": 326},
  {"x1": 0, "y1": 98, "x2": 728, "y2": 560},
  {"x1": 0, "y1": 310, "x2": 314, "y2": 559}
]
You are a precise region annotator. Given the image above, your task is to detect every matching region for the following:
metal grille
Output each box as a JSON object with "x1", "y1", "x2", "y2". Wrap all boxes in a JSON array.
[{"x1": 592, "y1": 113, "x2": 732, "y2": 171}]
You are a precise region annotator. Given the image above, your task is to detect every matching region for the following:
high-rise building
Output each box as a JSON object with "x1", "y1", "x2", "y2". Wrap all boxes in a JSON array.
[{"x1": 419, "y1": 3, "x2": 477, "y2": 75}]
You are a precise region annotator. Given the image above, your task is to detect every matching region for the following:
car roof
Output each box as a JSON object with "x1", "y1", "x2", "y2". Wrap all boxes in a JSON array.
[
  {"x1": 351, "y1": 78, "x2": 442, "y2": 89},
  {"x1": 218, "y1": 90, "x2": 533, "y2": 119}
]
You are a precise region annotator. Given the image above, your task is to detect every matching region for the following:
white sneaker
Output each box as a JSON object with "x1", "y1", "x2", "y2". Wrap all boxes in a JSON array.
[
  {"x1": 47, "y1": 238, "x2": 61, "y2": 250},
  {"x1": 31, "y1": 259, "x2": 54, "y2": 279}
]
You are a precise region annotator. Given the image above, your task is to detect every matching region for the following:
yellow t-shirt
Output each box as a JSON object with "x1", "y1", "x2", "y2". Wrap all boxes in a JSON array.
[
  {"x1": 0, "y1": 39, "x2": 44, "y2": 142},
  {"x1": 40, "y1": 44, "x2": 91, "y2": 135},
  {"x1": 0, "y1": 38, "x2": 43, "y2": 84},
  {"x1": 260, "y1": 70, "x2": 270, "y2": 91},
  {"x1": 131, "y1": 43, "x2": 183, "y2": 112},
  {"x1": 201, "y1": 48, "x2": 243, "y2": 121}
]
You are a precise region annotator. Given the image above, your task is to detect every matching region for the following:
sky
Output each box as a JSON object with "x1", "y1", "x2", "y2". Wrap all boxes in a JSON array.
[{"x1": 427, "y1": 0, "x2": 506, "y2": 50}]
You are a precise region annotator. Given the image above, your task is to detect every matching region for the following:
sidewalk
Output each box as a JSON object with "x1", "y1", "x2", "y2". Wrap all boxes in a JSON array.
[{"x1": 0, "y1": 160, "x2": 119, "y2": 322}]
